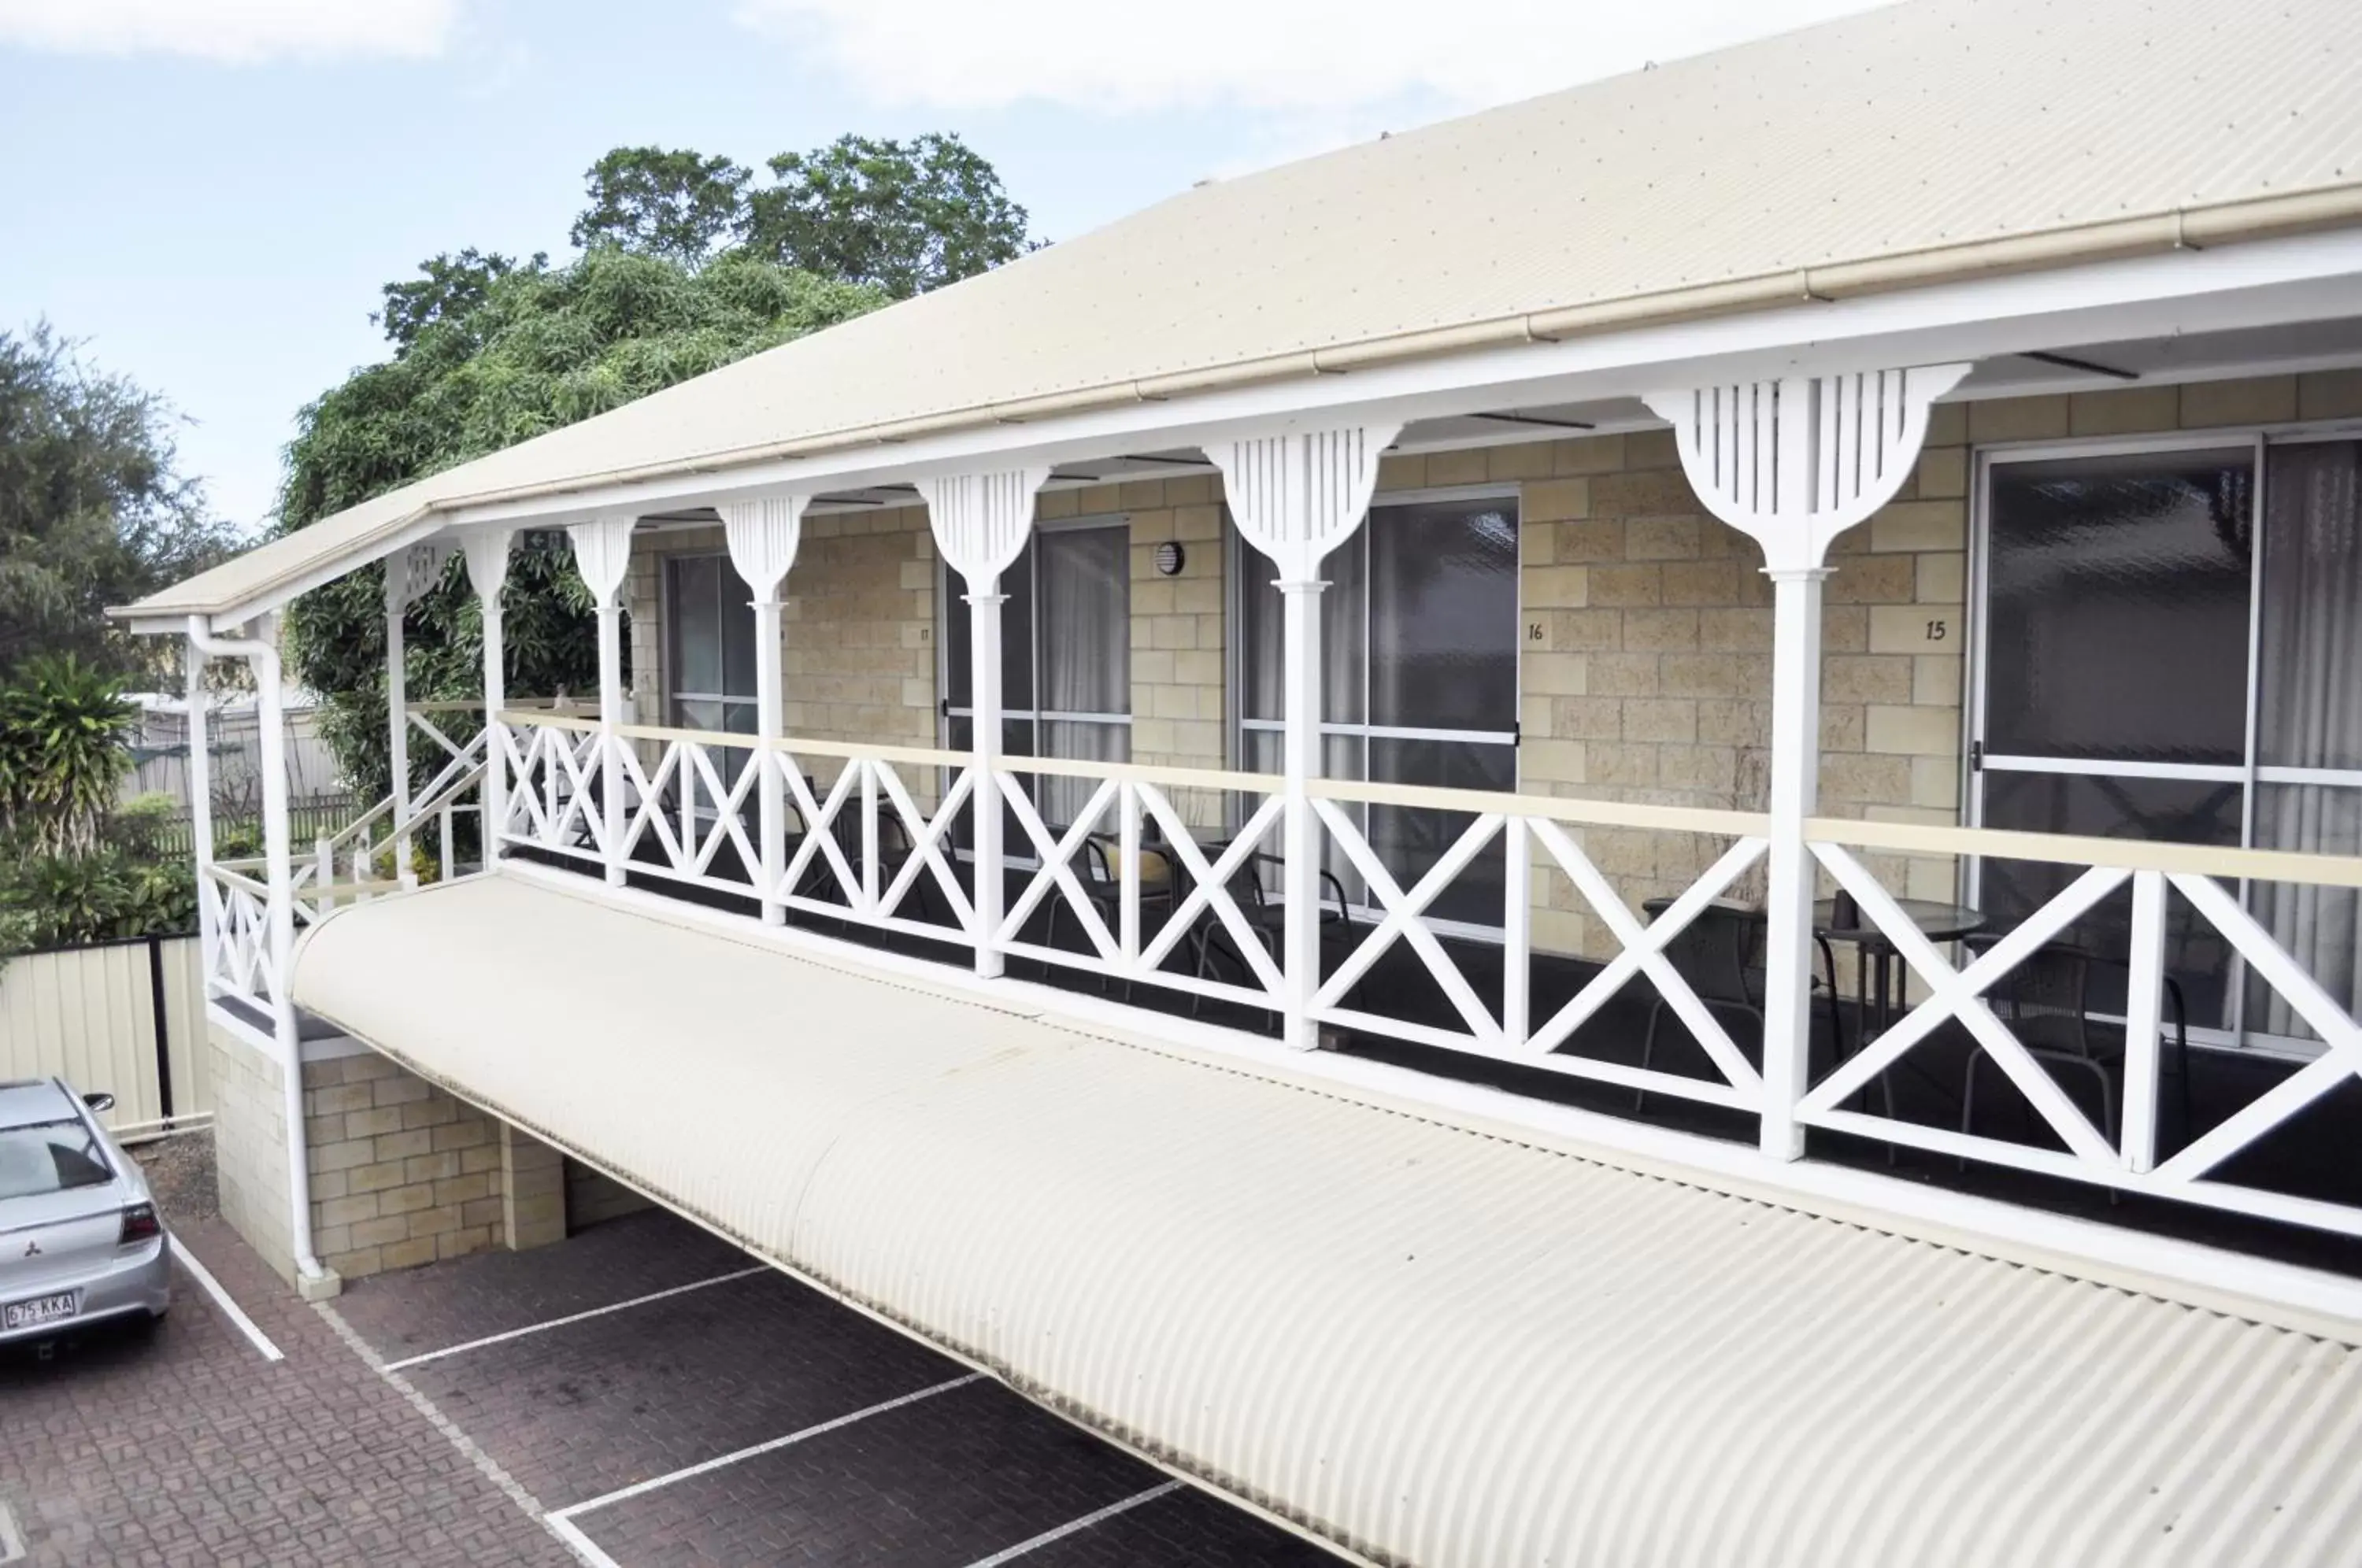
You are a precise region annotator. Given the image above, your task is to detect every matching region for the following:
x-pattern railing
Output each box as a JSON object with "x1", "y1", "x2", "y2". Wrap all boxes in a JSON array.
[
  {"x1": 1310, "y1": 779, "x2": 1771, "y2": 1110},
  {"x1": 1800, "y1": 818, "x2": 2362, "y2": 1237},
  {"x1": 498, "y1": 717, "x2": 609, "y2": 860},
  {"x1": 994, "y1": 763, "x2": 1287, "y2": 1011},
  {"x1": 776, "y1": 753, "x2": 976, "y2": 936},
  {"x1": 202, "y1": 864, "x2": 276, "y2": 1005},
  {"x1": 614, "y1": 733, "x2": 764, "y2": 889}
]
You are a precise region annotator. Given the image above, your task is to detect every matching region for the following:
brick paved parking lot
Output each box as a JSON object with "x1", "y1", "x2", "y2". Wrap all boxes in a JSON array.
[{"x1": 1, "y1": 1205, "x2": 1342, "y2": 1566}]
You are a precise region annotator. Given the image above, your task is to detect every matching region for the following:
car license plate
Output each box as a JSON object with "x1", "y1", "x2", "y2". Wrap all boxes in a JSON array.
[{"x1": 3, "y1": 1292, "x2": 79, "y2": 1331}]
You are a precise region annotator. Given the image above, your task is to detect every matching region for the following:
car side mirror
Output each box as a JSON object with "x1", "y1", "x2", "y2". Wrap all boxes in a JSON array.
[{"x1": 83, "y1": 1092, "x2": 115, "y2": 1114}]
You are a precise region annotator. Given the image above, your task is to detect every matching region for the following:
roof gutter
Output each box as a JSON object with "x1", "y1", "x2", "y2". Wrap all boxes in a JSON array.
[{"x1": 116, "y1": 179, "x2": 2362, "y2": 624}]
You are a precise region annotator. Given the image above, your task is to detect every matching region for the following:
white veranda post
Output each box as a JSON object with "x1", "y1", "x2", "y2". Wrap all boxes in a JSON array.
[
  {"x1": 721, "y1": 495, "x2": 809, "y2": 926},
  {"x1": 187, "y1": 612, "x2": 327, "y2": 1288},
  {"x1": 924, "y1": 468, "x2": 1047, "y2": 978},
  {"x1": 1207, "y1": 425, "x2": 1399, "y2": 1050},
  {"x1": 384, "y1": 541, "x2": 454, "y2": 886},
  {"x1": 463, "y1": 530, "x2": 515, "y2": 871},
  {"x1": 1643, "y1": 365, "x2": 1968, "y2": 1156},
  {"x1": 568, "y1": 517, "x2": 636, "y2": 887}
]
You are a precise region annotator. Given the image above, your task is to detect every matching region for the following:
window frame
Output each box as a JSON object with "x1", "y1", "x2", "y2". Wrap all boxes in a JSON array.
[
  {"x1": 935, "y1": 510, "x2": 1136, "y2": 757},
  {"x1": 661, "y1": 549, "x2": 759, "y2": 735},
  {"x1": 1965, "y1": 416, "x2": 2362, "y2": 1058}
]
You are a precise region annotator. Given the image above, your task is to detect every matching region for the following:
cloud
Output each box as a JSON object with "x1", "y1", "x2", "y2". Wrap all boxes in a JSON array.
[
  {"x1": 0, "y1": 0, "x2": 461, "y2": 64},
  {"x1": 734, "y1": 0, "x2": 1893, "y2": 116}
]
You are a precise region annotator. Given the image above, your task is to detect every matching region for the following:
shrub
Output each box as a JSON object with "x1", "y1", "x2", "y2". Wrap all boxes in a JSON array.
[{"x1": 0, "y1": 655, "x2": 134, "y2": 856}]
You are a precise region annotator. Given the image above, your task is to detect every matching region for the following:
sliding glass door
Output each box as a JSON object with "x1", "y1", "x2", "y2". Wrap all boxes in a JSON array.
[
  {"x1": 941, "y1": 516, "x2": 1131, "y2": 829},
  {"x1": 1971, "y1": 435, "x2": 2362, "y2": 1047},
  {"x1": 1235, "y1": 491, "x2": 1520, "y2": 926}
]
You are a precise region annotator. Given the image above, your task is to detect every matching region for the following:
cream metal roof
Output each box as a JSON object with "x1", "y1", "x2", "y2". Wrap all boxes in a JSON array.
[
  {"x1": 124, "y1": 0, "x2": 2362, "y2": 625},
  {"x1": 294, "y1": 873, "x2": 2362, "y2": 1566}
]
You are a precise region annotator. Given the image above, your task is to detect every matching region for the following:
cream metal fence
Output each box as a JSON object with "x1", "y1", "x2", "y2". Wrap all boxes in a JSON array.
[{"x1": 0, "y1": 935, "x2": 209, "y2": 1137}]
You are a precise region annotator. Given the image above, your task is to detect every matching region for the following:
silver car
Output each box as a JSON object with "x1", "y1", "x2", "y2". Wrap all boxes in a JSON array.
[{"x1": 0, "y1": 1078, "x2": 170, "y2": 1344}]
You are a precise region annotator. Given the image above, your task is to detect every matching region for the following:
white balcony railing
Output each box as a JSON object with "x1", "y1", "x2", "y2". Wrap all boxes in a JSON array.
[{"x1": 487, "y1": 712, "x2": 2362, "y2": 1242}]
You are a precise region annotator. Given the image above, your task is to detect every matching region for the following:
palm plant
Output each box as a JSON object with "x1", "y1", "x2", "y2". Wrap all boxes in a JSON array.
[{"x1": 0, "y1": 655, "x2": 135, "y2": 856}]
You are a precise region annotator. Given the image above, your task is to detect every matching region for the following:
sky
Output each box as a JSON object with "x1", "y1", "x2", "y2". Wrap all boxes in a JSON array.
[{"x1": 0, "y1": 0, "x2": 1889, "y2": 538}]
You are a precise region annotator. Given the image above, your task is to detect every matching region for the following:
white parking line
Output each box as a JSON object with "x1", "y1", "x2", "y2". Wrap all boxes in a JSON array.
[
  {"x1": 961, "y1": 1480, "x2": 1187, "y2": 1568},
  {"x1": 382, "y1": 1265, "x2": 767, "y2": 1371},
  {"x1": 0, "y1": 1498, "x2": 26, "y2": 1564},
  {"x1": 542, "y1": 1372, "x2": 987, "y2": 1567},
  {"x1": 168, "y1": 1234, "x2": 283, "y2": 1363}
]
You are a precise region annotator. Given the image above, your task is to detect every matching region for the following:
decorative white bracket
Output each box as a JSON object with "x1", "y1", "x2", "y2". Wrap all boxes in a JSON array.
[
  {"x1": 925, "y1": 468, "x2": 1048, "y2": 590},
  {"x1": 1642, "y1": 364, "x2": 1968, "y2": 570},
  {"x1": 1208, "y1": 425, "x2": 1401, "y2": 582},
  {"x1": 387, "y1": 539, "x2": 457, "y2": 611},
  {"x1": 567, "y1": 516, "x2": 636, "y2": 608},
  {"x1": 720, "y1": 495, "x2": 809, "y2": 602},
  {"x1": 461, "y1": 529, "x2": 514, "y2": 605}
]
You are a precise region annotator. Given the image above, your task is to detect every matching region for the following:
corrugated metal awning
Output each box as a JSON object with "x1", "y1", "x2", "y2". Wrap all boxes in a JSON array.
[{"x1": 294, "y1": 874, "x2": 2362, "y2": 1566}]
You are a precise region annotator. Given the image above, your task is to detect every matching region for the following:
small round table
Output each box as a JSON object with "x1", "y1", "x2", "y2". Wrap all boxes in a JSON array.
[{"x1": 1812, "y1": 897, "x2": 1986, "y2": 1042}]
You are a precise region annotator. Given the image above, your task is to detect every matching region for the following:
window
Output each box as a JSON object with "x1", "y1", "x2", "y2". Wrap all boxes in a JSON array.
[
  {"x1": 1972, "y1": 435, "x2": 2362, "y2": 1047},
  {"x1": 1235, "y1": 491, "x2": 1520, "y2": 926},
  {"x1": 664, "y1": 553, "x2": 758, "y2": 736},
  {"x1": 0, "y1": 1120, "x2": 112, "y2": 1200},
  {"x1": 941, "y1": 518, "x2": 1131, "y2": 825}
]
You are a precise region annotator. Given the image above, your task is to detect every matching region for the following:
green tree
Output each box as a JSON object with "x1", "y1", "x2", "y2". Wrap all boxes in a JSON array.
[
  {"x1": 375, "y1": 247, "x2": 543, "y2": 352},
  {"x1": 281, "y1": 247, "x2": 884, "y2": 804},
  {"x1": 569, "y1": 146, "x2": 753, "y2": 264},
  {"x1": 0, "y1": 324, "x2": 238, "y2": 674},
  {"x1": 746, "y1": 132, "x2": 1032, "y2": 298}
]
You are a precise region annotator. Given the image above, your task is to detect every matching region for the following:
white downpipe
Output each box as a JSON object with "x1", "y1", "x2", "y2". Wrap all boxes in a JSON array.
[
  {"x1": 185, "y1": 638, "x2": 217, "y2": 978},
  {"x1": 187, "y1": 615, "x2": 328, "y2": 1289},
  {"x1": 967, "y1": 585, "x2": 1009, "y2": 978},
  {"x1": 384, "y1": 572, "x2": 413, "y2": 886},
  {"x1": 1758, "y1": 568, "x2": 1827, "y2": 1158},
  {"x1": 1278, "y1": 579, "x2": 1327, "y2": 1050}
]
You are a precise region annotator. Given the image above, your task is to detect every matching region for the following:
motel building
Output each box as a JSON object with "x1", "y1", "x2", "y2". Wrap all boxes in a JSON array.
[{"x1": 109, "y1": 2, "x2": 2362, "y2": 1561}]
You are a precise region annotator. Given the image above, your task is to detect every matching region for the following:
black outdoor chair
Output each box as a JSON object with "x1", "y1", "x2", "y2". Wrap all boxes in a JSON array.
[
  {"x1": 1635, "y1": 897, "x2": 1854, "y2": 1111},
  {"x1": 1958, "y1": 934, "x2": 2193, "y2": 1161},
  {"x1": 1042, "y1": 833, "x2": 1179, "y2": 998},
  {"x1": 787, "y1": 793, "x2": 942, "y2": 927},
  {"x1": 1190, "y1": 851, "x2": 1351, "y2": 1029}
]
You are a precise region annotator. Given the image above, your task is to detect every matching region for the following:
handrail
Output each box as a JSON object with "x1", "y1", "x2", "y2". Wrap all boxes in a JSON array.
[
  {"x1": 494, "y1": 708, "x2": 2362, "y2": 883},
  {"x1": 411, "y1": 696, "x2": 593, "y2": 714},
  {"x1": 1809, "y1": 814, "x2": 2362, "y2": 889},
  {"x1": 1315, "y1": 775, "x2": 1771, "y2": 839},
  {"x1": 203, "y1": 863, "x2": 270, "y2": 899}
]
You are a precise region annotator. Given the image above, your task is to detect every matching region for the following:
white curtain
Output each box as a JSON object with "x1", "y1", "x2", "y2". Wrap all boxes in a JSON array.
[
  {"x1": 1035, "y1": 525, "x2": 1129, "y2": 824},
  {"x1": 2253, "y1": 441, "x2": 2362, "y2": 1037}
]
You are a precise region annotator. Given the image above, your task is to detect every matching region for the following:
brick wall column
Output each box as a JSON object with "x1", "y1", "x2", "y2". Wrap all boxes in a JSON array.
[{"x1": 499, "y1": 1123, "x2": 567, "y2": 1252}]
